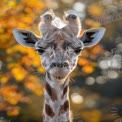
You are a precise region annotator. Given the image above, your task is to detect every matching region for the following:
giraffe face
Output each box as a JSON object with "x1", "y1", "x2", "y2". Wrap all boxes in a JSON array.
[
  {"x1": 13, "y1": 12, "x2": 106, "y2": 81},
  {"x1": 35, "y1": 31, "x2": 84, "y2": 80}
]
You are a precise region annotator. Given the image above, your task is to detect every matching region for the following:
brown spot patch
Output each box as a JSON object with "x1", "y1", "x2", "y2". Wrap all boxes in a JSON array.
[
  {"x1": 46, "y1": 83, "x2": 58, "y2": 101},
  {"x1": 62, "y1": 80, "x2": 66, "y2": 89},
  {"x1": 61, "y1": 85, "x2": 68, "y2": 99},
  {"x1": 46, "y1": 72, "x2": 51, "y2": 81},
  {"x1": 59, "y1": 100, "x2": 69, "y2": 114},
  {"x1": 45, "y1": 104, "x2": 55, "y2": 118},
  {"x1": 61, "y1": 121, "x2": 70, "y2": 122}
]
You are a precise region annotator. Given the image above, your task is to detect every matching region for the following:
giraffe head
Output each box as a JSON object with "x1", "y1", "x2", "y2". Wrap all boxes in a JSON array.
[{"x1": 13, "y1": 11, "x2": 106, "y2": 82}]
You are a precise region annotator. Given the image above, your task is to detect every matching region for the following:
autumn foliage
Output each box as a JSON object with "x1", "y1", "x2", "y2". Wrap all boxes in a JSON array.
[{"x1": 0, "y1": 0, "x2": 45, "y2": 119}]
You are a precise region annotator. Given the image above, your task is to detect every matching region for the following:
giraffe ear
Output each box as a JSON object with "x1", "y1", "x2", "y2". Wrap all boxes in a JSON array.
[
  {"x1": 80, "y1": 27, "x2": 106, "y2": 47},
  {"x1": 13, "y1": 29, "x2": 41, "y2": 48}
]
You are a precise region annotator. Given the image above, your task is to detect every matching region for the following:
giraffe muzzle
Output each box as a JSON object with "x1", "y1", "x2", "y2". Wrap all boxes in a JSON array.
[{"x1": 51, "y1": 62, "x2": 69, "y2": 68}]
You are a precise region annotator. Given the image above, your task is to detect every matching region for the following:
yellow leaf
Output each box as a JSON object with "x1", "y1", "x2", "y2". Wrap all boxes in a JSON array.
[
  {"x1": 81, "y1": 109, "x2": 101, "y2": 122},
  {"x1": 33, "y1": 88, "x2": 44, "y2": 96},
  {"x1": 0, "y1": 102, "x2": 8, "y2": 111},
  {"x1": 91, "y1": 22, "x2": 101, "y2": 28},
  {"x1": 7, "y1": 107, "x2": 20, "y2": 116},
  {"x1": 91, "y1": 45, "x2": 103, "y2": 54},
  {"x1": 0, "y1": 85, "x2": 23, "y2": 105},
  {"x1": 12, "y1": 66, "x2": 27, "y2": 81},
  {"x1": 38, "y1": 67, "x2": 45, "y2": 73},
  {"x1": 88, "y1": 5, "x2": 104, "y2": 17},
  {"x1": 8, "y1": 1, "x2": 16, "y2": 8},
  {"x1": 1, "y1": 77, "x2": 8, "y2": 83},
  {"x1": 24, "y1": 79, "x2": 40, "y2": 90}
]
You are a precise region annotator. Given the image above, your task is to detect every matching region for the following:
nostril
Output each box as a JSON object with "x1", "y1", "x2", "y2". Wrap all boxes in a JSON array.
[{"x1": 51, "y1": 62, "x2": 69, "y2": 68}]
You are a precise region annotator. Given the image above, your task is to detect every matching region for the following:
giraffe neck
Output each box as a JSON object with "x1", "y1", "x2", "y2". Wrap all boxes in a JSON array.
[{"x1": 43, "y1": 72, "x2": 71, "y2": 122}]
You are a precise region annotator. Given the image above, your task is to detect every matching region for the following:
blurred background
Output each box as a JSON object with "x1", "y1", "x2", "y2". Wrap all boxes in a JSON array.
[{"x1": 0, "y1": 0, "x2": 122, "y2": 122}]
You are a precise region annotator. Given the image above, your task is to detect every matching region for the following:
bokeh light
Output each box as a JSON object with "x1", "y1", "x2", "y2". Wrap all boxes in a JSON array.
[
  {"x1": 73, "y1": 2, "x2": 85, "y2": 12},
  {"x1": 52, "y1": 17, "x2": 67, "y2": 29},
  {"x1": 107, "y1": 70, "x2": 119, "y2": 79},
  {"x1": 85, "y1": 77, "x2": 95, "y2": 85},
  {"x1": 99, "y1": 60, "x2": 110, "y2": 69},
  {"x1": 96, "y1": 76, "x2": 106, "y2": 84},
  {"x1": 71, "y1": 93, "x2": 84, "y2": 104},
  {"x1": 84, "y1": 98, "x2": 97, "y2": 108},
  {"x1": 117, "y1": 43, "x2": 122, "y2": 51},
  {"x1": 111, "y1": 55, "x2": 122, "y2": 69}
]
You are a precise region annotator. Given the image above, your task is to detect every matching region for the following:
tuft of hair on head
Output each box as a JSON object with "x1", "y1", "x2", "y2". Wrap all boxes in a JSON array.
[
  {"x1": 63, "y1": 12, "x2": 82, "y2": 37},
  {"x1": 38, "y1": 10, "x2": 57, "y2": 37},
  {"x1": 41, "y1": 10, "x2": 55, "y2": 23}
]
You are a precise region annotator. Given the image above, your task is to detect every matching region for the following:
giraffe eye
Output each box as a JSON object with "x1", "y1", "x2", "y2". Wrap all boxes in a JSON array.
[
  {"x1": 36, "y1": 48, "x2": 45, "y2": 55},
  {"x1": 74, "y1": 48, "x2": 82, "y2": 54}
]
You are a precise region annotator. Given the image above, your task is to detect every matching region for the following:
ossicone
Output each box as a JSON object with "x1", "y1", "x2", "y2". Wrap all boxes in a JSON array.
[
  {"x1": 41, "y1": 10, "x2": 55, "y2": 24},
  {"x1": 38, "y1": 10, "x2": 57, "y2": 36},
  {"x1": 63, "y1": 13, "x2": 81, "y2": 37}
]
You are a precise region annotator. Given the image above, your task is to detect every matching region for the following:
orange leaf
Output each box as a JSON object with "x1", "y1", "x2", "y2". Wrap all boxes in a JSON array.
[
  {"x1": 88, "y1": 5, "x2": 104, "y2": 17},
  {"x1": 7, "y1": 106, "x2": 20, "y2": 116},
  {"x1": 82, "y1": 65, "x2": 94, "y2": 74},
  {"x1": 78, "y1": 58, "x2": 90, "y2": 66}
]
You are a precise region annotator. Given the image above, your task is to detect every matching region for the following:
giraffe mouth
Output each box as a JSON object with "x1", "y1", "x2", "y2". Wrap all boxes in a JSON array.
[
  {"x1": 49, "y1": 67, "x2": 70, "y2": 80},
  {"x1": 55, "y1": 76, "x2": 66, "y2": 80}
]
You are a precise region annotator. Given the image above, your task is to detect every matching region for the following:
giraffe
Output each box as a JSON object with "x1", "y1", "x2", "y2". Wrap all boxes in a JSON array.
[{"x1": 12, "y1": 11, "x2": 106, "y2": 122}]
